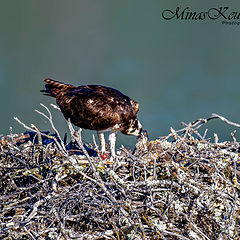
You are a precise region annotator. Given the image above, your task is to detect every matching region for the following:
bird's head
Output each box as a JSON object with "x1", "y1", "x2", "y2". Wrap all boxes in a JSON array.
[
  {"x1": 137, "y1": 129, "x2": 149, "y2": 145},
  {"x1": 121, "y1": 118, "x2": 143, "y2": 137},
  {"x1": 133, "y1": 129, "x2": 149, "y2": 154},
  {"x1": 138, "y1": 129, "x2": 148, "y2": 140}
]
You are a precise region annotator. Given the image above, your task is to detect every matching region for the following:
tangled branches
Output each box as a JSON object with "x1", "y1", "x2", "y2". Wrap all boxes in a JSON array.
[{"x1": 0, "y1": 105, "x2": 240, "y2": 239}]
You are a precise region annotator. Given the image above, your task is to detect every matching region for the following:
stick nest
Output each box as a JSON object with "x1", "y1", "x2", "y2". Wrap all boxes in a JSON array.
[{"x1": 0, "y1": 107, "x2": 240, "y2": 240}]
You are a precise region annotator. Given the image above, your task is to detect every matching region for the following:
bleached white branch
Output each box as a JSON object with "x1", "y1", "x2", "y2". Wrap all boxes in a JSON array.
[
  {"x1": 211, "y1": 113, "x2": 240, "y2": 128},
  {"x1": 35, "y1": 103, "x2": 66, "y2": 152},
  {"x1": 66, "y1": 119, "x2": 117, "y2": 203},
  {"x1": 14, "y1": 117, "x2": 66, "y2": 155}
]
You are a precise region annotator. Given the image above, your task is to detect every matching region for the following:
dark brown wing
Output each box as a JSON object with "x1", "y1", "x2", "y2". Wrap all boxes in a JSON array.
[{"x1": 56, "y1": 85, "x2": 138, "y2": 130}]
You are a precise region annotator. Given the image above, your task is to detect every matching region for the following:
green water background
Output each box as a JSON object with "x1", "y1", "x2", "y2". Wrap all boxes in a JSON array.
[{"x1": 0, "y1": 0, "x2": 240, "y2": 148}]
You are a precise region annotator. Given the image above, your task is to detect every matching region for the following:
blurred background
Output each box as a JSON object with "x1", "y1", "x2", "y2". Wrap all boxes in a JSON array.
[{"x1": 1, "y1": 0, "x2": 240, "y2": 148}]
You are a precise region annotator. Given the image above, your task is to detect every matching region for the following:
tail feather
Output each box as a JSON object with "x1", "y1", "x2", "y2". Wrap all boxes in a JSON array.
[{"x1": 41, "y1": 78, "x2": 74, "y2": 97}]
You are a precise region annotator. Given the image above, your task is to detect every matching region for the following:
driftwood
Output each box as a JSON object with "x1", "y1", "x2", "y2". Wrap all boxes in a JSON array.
[{"x1": 0, "y1": 104, "x2": 240, "y2": 240}]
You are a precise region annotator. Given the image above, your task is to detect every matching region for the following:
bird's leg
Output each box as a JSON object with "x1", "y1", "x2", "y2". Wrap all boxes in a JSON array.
[
  {"x1": 109, "y1": 131, "x2": 117, "y2": 158},
  {"x1": 97, "y1": 131, "x2": 106, "y2": 152}
]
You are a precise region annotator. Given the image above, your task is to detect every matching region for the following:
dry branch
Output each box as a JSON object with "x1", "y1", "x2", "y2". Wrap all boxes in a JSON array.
[{"x1": 0, "y1": 110, "x2": 240, "y2": 239}]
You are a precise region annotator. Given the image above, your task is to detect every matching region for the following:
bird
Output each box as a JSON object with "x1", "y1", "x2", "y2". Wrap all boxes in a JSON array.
[{"x1": 41, "y1": 78, "x2": 143, "y2": 158}]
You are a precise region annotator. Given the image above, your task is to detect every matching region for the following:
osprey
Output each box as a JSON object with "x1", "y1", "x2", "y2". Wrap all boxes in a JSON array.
[{"x1": 41, "y1": 78, "x2": 143, "y2": 158}]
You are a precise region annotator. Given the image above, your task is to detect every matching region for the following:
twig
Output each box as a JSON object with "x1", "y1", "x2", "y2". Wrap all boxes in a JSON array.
[
  {"x1": 14, "y1": 117, "x2": 66, "y2": 156},
  {"x1": 211, "y1": 113, "x2": 240, "y2": 128},
  {"x1": 66, "y1": 119, "x2": 117, "y2": 203},
  {"x1": 35, "y1": 103, "x2": 66, "y2": 151}
]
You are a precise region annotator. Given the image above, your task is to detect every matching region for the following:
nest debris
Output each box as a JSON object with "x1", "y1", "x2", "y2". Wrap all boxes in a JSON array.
[{"x1": 0, "y1": 105, "x2": 240, "y2": 240}]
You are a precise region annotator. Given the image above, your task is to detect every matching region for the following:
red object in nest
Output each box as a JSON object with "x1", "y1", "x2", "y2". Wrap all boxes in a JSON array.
[{"x1": 100, "y1": 153, "x2": 109, "y2": 160}]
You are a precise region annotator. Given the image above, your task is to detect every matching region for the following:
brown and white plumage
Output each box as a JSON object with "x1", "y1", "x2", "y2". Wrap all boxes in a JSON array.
[{"x1": 41, "y1": 78, "x2": 142, "y2": 157}]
